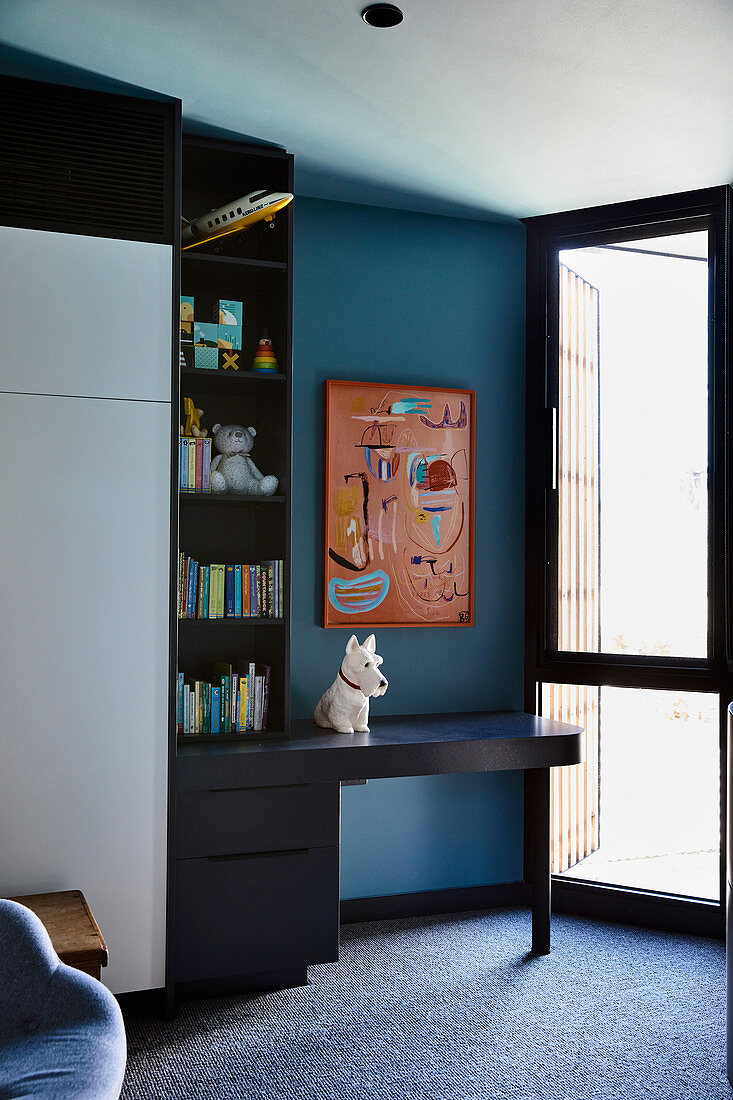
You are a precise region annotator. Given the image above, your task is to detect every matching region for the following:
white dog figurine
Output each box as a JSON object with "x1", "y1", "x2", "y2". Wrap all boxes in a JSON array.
[{"x1": 313, "y1": 634, "x2": 388, "y2": 734}]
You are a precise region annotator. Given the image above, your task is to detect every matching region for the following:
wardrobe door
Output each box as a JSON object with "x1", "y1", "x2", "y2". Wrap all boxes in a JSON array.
[
  {"x1": 0, "y1": 225, "x2": 172, "y2": 402},
  {"x1": 0, "y1": 391, "x2": 170, "y2": 994},
  {"x1": 0, "y1": 75, "x2": 177, "y2": 995}
]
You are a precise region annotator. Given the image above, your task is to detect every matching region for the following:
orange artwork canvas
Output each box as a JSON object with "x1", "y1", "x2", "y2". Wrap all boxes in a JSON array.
[{"x1": 323, "y1": 380, "x2": 475, "y2": 628}]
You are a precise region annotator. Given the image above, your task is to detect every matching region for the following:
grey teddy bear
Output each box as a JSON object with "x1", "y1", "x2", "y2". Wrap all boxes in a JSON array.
[{"x1": 210, "y1": 424, "x2": 279, "y2": 496}]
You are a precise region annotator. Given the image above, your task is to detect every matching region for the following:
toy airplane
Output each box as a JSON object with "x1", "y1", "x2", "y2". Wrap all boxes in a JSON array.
[{"x1": 181, "y1": 189, "x2": 293, "y2": 250}]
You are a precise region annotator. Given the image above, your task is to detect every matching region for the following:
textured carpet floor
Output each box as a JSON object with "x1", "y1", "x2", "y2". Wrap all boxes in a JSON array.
[{"x1": 121, "y1": 908, "x2": 728, "y2": 1100}]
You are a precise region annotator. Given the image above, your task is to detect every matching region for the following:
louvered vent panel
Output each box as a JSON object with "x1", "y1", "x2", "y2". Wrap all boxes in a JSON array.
[{"x1": 0, "y1": 77, "x2": 174, "y2": 243}]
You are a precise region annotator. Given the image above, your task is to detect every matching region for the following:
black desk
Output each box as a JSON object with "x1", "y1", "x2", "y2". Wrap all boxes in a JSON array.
[{"x1": 177, "y1": 711, "x2": 583, "y2": 966}]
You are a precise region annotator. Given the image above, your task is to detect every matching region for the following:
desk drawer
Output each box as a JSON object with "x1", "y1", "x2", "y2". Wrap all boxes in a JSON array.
[
  {"x1": 174, "y1": 846, "x2": 339, "y2": 982},
  {"x1": 176, "y1": 782, "x2": 339, "y2": 859}
]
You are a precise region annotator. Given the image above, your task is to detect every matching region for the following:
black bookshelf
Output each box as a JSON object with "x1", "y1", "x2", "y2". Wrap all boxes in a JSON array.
[
  {"x1": 168, "y1": 135, "x2": 312, "y2": 1011},
  {"x1": 176, "y1": 135, "x2": 293, "y2": 748}
]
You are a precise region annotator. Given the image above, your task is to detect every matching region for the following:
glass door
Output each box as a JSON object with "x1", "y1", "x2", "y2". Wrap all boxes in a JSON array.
[{"x1": 524, "y1": 187, "x2": 731, "y2": 929}]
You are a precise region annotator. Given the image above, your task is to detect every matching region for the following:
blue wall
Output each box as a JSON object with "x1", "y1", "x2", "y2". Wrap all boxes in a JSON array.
[{"x1": 292, "y1": 197, "x2": 526, "y2": 899}]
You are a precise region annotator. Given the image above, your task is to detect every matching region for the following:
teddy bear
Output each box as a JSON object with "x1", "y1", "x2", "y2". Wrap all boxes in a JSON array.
[{"x1": 210, "y1": 424, "x2": 279, "y2": 496}]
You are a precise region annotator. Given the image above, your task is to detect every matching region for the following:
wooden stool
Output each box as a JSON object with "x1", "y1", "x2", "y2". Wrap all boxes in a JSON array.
[{"x1": 9, "y1": 890, "x2": 108, "y2": 980}]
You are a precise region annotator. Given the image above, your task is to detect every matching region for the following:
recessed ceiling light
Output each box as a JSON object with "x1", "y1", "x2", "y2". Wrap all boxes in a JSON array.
[{"x1": 361, "y1": 4, "x2": 404, "y2": 28}]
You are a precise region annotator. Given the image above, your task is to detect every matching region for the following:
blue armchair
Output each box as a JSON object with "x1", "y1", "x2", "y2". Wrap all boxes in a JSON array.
[{"x1": 0, "y1": 899, "x2": 126, "y2": 1099}]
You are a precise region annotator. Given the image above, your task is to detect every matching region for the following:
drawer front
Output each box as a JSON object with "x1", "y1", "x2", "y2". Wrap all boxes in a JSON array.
[
  {"x1": 174, "y1": 846, "x2": 339, "y2": 982},
  {"x1": 176, "y1": 782, "x2": 339, "y2": 859}
]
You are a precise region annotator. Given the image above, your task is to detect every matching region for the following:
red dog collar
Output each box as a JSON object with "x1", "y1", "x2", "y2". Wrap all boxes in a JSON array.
[{"x1": 339, "y1": 667, "x2": 361, "y2": 692}]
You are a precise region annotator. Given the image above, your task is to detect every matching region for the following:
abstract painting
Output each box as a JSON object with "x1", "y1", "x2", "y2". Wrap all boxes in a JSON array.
[{"x1": 323, "y1": 380, "x2": 475, "y2": 627}]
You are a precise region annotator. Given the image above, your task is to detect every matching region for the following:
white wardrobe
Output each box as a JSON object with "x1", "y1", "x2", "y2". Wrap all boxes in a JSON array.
[{"x1": 0, "y1": 225, "x2": 173, "y2": 994}]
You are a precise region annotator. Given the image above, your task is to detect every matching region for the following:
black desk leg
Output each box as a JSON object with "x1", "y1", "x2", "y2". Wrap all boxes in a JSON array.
[{"x1": 529, "y1": 767, "x2": 551, "y2": 955}]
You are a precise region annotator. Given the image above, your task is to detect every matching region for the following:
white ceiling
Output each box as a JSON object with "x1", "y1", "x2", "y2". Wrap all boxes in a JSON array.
[{"x1": 2, "y1": 0, "x2": 732, "y2": 222}]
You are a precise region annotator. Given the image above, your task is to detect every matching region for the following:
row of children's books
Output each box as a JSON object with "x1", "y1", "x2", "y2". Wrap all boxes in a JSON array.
[
  {"x1": 177, "y1": 662, "x2": 270, "y2": 735},
  {"x1": 178, "y1": 554, "x2": 284, "y2": 619},
  {"x1": 180, "y1": 436, "x2": 212, "y2": 493}
]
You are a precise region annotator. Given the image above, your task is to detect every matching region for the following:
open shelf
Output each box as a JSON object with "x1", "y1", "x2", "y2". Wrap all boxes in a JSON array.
[
  {"x1": 180, "y1": 493, "x2": 285, "y2": 505},
  {"x1": 178, "y1": 617, "x2": 284, "y2": 627},
  {"x1": 178, "y1": 730, "x2": 287, "y2": 746},
  {"x1": 183, "y1": 252, "x2": 287, "y2": 271},
  {"x1": 181, "y1": 137, "x2": 291, "y2": 266},
  {"x1": 181, "y1": 367, "x2": 286, "y2": 383}
]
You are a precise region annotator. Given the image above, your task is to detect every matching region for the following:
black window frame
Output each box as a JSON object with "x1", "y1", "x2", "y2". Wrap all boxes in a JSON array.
[{"x1": 524, "y1": 186, "x2": 732, "y2": 935}]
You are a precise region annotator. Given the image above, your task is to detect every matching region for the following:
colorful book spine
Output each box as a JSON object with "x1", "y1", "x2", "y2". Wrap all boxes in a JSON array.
[
  {"x1": 197, "y1": 565, "x2": 205, "y2": 619},
  {"x1": 239, "y1": 675, "x2": 248, "y2": 732},
  {"x1": 261, "y1": 664, "x2": 271, "y2": 730},
  {"x1": 234, "y1": 564, "x2": 242, "y2": 618},
  {"x1": 232, "y1": 672, "x2": 239, "y2": 733},
  {"x1": 177, "y1": 553, "x2": 184, "y2": 618},
  {"x1": 192, "y1": 561, "x2": 200, "y2": 618},
  {"x1": 209, "y1": 565, "x2": 216, "y2": 618},
  {"x1": 225, "y1": 564, "x2": 235, "y2": 617},
  {"x1": 249, "y1": 565, "x2": 257, "y2": 617},
  {"x1": 185, "y1": 560, "x2": 193, "y2": 618},
  {"x1": 207, "y1": 565, "x2": 216, "y2": 619},
  {"x1": 188, "y1": 436, "x2": 196, "y2": 489},
  {"x1": 180, "y1": 438, "x2": 189, "y2": 491},
  {"x1": 248, "y1": 661, "x2": 256, "y2": 729},
  {"x1": 218, "y1": 564, "x2": 226, "y2": 618},
  {"x1": 195, "y1": 437, "x2": 203, "y2": 491},
  {"x1": 272, "y1": 560, "x2": 278, "y2": 620},
  {"x1": 202, "y1": 437, "x2": 211, "y2": 492},
  {"x1": 242, "y1": 564, "x2": 250, "y2": 617},
  {"x1": 211, "y1": 685, "x2": 221, "y2": 734},
  {"x1": 177, "y1": 672, "x2": 184, "y2": 734},
  {"x1": 202, "y1": 566, "x2": 210, "y2": 620},
  {"x1": 221, "y1": 675, "x2": 229, "y2": 734},
  {"x1": 253, "y1": 675, "x2": 263, "y2": 731},
  {"x1": 278, "y1": 559, "x2": 283, "y2": 618}
]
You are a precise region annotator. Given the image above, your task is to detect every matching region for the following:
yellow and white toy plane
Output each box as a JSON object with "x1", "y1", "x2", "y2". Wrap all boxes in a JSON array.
[{"x1": 181, "y1": 189, "x2": 293, "y2": 250}]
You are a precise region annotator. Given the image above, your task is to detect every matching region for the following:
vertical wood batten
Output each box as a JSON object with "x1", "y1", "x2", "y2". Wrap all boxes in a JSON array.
[{"x1": 547, "y1": 264, "x2": 601, "y2": 873}]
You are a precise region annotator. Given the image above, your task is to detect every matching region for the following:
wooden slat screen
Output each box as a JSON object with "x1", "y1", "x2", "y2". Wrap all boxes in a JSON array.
[
  {"x1": 558, "y1": 263, "x2": 600, "y2": 656},
  {"x1": 543, "y1": 264, "x2": 601, "y2": 874},
  {"x1": 543, "y1": 683, "x2": 599, "y2": 872}
]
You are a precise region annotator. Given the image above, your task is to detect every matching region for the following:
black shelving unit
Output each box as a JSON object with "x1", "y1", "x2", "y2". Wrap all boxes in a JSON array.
[
  {"x1": 167, "y1": 136, "x2": 308, "y2": 1009},
  {"x1": 175, "y1": 135, "x2": 293, "y2": 748}
]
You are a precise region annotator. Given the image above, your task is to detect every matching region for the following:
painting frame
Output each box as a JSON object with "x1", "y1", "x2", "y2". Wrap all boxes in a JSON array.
[{"x1": 322, "y1": 379, "x2": 475, "y2": 628}]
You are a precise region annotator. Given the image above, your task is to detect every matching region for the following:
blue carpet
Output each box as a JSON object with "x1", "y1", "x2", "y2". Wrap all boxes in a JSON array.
[{"x1": 121, "y1": 908, "x2": 728, "y2": 1099}]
